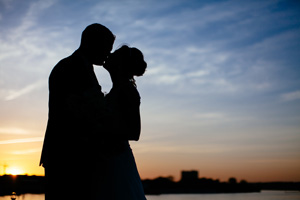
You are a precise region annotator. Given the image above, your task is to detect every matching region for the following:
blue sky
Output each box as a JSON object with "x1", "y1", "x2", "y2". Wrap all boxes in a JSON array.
[{"x1": 0, "y1": 0, "x2": 300, "y2": 181}]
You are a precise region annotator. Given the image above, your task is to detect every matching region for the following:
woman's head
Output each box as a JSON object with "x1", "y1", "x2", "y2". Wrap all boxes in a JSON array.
[{"x1": 105, "y1": 45, "x2": 147, "y2": 78}]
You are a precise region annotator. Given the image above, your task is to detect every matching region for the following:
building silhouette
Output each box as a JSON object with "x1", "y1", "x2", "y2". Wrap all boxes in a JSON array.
[{"x1": 180, "y1": 170, "x2": 199, "y2": 182}]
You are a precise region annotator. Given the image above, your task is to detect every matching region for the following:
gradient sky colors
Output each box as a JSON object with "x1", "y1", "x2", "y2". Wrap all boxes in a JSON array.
[{"x1": 0, "y1": 0, "x2": 300, "y2": 182}]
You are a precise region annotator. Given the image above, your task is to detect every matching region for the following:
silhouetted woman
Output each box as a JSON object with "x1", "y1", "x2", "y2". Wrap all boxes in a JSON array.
[{"x1": 98, "y1": 45, "x2": 147, "y2": 200}]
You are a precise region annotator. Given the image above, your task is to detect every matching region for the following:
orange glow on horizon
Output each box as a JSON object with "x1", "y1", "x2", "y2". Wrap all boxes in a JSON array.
[{"x1": 6, "y1": 167, "x2": 24, "y2": 175}]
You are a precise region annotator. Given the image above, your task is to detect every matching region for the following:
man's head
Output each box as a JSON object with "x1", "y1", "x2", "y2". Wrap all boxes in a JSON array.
[{"x1": 79, "y1": 23, "x2": 115, "y2": 65}]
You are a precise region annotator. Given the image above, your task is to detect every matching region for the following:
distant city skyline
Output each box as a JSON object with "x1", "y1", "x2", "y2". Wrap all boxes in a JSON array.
[{"x1": 0, "y1": 0, "x2": 300, "y2": 182}]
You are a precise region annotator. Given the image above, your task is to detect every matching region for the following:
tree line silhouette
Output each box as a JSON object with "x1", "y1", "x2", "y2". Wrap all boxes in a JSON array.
[{"x1": 0, "y1": 173, "x2": 299, "y2": 196}]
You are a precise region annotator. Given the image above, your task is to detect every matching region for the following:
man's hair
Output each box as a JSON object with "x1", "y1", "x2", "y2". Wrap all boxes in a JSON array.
[{"x1": 80, "y1": 23, "x2": 115, "y2": 49}]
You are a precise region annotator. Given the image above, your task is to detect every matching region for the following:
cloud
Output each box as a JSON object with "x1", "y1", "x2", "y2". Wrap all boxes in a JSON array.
[
  {"x1": 0, "y1": 127, "x2": 29, "y2": 135},
  {"x1": 194, "y1": 112, "x2": 225, "y2": 120},
  {"x1": 0, "y1": 137, "x2": 43, "y2": 144},
  {"x1": 11, "y1": 148, "x2": 41, "y2": 155},
  {"x1": 156, "y1": 74, "x2": 182, "y2": 85},
  {"x1": 4, "y1": 80, "x2": 46, "y2": 101},
  {"x1": 281, "y1": 90, "x2": 300, "y2": 102},
  {"x1": 186, "y1": 69, "x2": 210, "y2": 78},
  {"x1": 0, "y1": 0, "x2": 14, "y2": 10},
  {"x1": 133, "y1": 142, "x2": 231, "y2": 154},
  {"x1": 10, "y1": 0, "x2": 56, "y2": 35}
]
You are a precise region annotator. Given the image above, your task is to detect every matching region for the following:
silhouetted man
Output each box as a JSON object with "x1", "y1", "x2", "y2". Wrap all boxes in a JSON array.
[{"x1": 40, "y1": 24, "x2": 115, "y2": 200}]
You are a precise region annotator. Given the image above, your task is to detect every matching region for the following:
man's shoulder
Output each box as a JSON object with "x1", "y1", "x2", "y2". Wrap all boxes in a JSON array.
[
  {"x1": 50, "y1": 51, "x2": 82, "y2": 76},
  {"x1": 55, "y1": 52, "x2": 79, "y2": 69}
]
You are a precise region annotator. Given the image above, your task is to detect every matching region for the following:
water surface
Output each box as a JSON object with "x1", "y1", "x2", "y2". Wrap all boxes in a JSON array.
[{"x1": 1, "y1": 190, "x2": 299, "y2": 200}]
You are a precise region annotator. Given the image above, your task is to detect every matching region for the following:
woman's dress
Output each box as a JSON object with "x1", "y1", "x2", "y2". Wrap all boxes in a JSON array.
[{"x1": 96, "y1": 81, "x2": 146, "y2": 200}]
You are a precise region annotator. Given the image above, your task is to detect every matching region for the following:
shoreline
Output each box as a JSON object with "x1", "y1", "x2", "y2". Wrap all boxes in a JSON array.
[{"x1": 1, "y1": 175, "x2": 299, "y2": 196}]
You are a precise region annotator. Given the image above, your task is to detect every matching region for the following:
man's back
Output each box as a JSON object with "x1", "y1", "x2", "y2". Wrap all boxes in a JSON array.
[{"x1": 40, "y1": 50, "x2": 103, "y2": 167}]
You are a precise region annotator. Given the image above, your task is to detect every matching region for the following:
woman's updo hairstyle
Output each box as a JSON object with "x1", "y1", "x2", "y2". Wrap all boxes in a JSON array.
[{"x1": 114, "y1": 45, "x2": 147, "y2": 77}]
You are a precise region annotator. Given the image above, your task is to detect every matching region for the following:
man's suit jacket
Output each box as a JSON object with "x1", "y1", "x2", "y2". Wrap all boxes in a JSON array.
[{"x1": 40, "y1": 50, "x2": 104, "y2": 167}]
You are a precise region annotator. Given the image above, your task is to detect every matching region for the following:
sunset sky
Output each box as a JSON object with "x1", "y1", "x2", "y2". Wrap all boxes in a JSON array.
[{"x1": 0, "y1": 0, "x2": 300, "y2": 182}]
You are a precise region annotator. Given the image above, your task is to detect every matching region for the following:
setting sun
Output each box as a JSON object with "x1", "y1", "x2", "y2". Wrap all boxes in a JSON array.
[{"x1": 6, "y1": 167, "x2": 23, "y2": 175}]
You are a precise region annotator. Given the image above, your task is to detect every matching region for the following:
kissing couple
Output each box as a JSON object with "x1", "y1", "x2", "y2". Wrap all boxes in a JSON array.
[{"x1": 40, "y1": 23, "x2": 147, "y2": 200}]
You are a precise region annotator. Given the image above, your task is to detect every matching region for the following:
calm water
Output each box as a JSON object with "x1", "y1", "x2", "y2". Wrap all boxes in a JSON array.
[{"x1": 0, "y1": 191, "x2": 299, "y2": 200}]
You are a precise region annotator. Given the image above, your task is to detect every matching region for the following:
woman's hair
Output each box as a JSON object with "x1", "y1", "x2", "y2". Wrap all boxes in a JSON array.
[{"x1": 114, "y1": 45, "x2": 147, "y2": 77}]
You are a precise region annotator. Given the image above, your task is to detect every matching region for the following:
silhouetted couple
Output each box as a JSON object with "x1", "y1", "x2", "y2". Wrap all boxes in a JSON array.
[{"x1": 40, "y1": 24, "x2": 147, "y2": 200}]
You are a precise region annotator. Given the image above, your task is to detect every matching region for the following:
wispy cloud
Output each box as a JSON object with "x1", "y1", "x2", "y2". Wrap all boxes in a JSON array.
[
  {"x1": 133, "y1": 142, "x2": 231, "y2": 154},
  {"x1": 9, "y1": 0, "x2": 56, "y2": 35},
  {"x1": 0, "y1": 137, "x2": 43, "y2": 145},
  {"x1": 4, "y1": 80, "x2": 46, "y2": 101},
  {"x1": 0, "y1": 127, "x2": 29, "y2": 135},
  {"x1": 11, "y1": 148, "x2": 41, "y2": 155},
  {"x1": 281, "y1": 90, "x2": 300, "y2": 102},
  {"x1": 194, "y1": 112, "x2": 225, "y2": 120}
]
